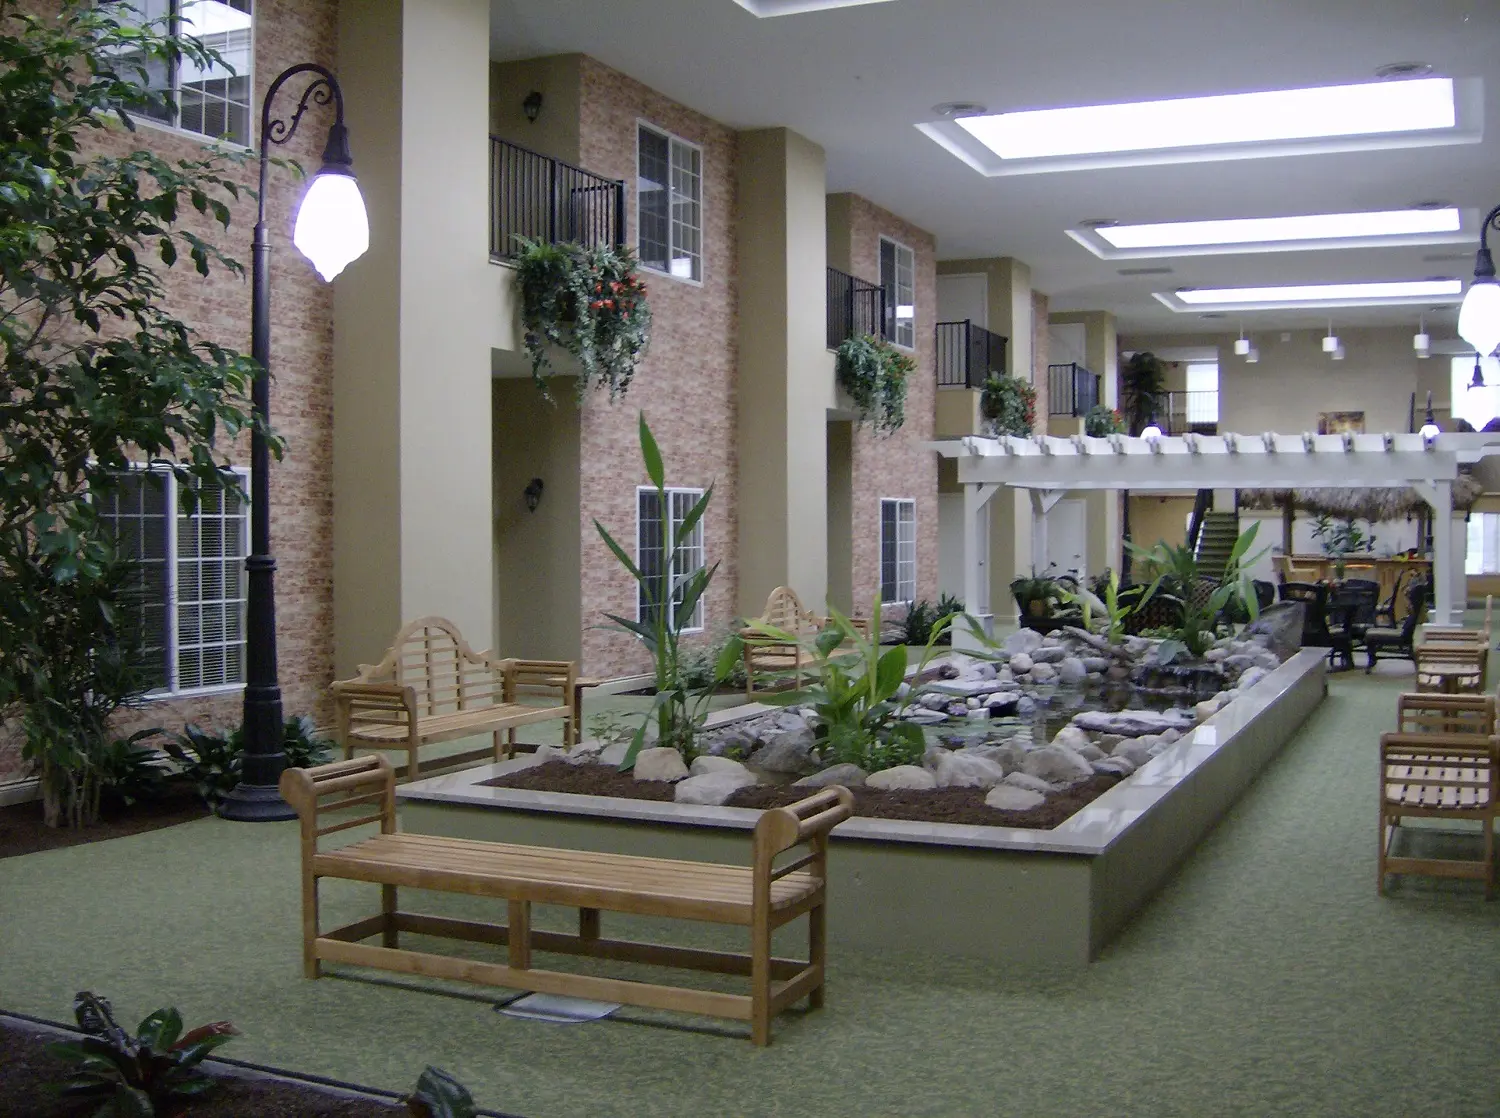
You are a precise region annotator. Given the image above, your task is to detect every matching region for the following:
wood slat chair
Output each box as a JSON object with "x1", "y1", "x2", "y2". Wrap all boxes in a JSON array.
[
  {"x1": 279, "y1": 756, "x2": 855, "y2": 1046},
  {"x1": 1379, "y1": 728, "x2": 1499, "y2": 898},
  {"x1": 740, "y1": 587, "x2": 870, "y2": 698},
  {"x1": 331, "y1": 617, "x2": 576, "y2": 780},
  {"x1": 1414, "y1": 626, "x2": 1488, "y2": 694},
  {"x1": 1395, "y1": 693, "x2": 1495, "y2": 737}
]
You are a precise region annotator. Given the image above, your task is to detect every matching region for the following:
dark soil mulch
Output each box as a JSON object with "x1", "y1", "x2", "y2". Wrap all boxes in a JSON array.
[
  {"x1": 484, "y1": 760, "x2": 1120, "y2": 829},
  {"x1": 0, "y1": 1019, "x2": 403, "y2": 1117},
  {"x1": 0, "y1": 783, "x2": 210, "y2": 861}
]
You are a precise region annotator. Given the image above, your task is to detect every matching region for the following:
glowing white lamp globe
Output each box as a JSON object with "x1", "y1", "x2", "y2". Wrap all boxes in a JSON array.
[
  {"x1": 1141, "y1": 421, "x2": 1163, "y2": 439},
  {"x1": 293, "y1": 170, "x2": 369, "y2": 282},
  {"x1": 1459, "y1": 278, "x2": 1500, "y2": 357},
  {"x1": 1420, "y1": 417, "x2": 1441, "y2": 439}
]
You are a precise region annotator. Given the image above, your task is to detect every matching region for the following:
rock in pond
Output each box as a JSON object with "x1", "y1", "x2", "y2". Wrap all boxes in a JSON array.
[
  {"x1": 1003, "y1": 771, "x2": 1058, "y2": 794},
  {"x1": 933, "y1": 751, "x2": 1007, "y2": 789},
  {"x1": 1022, "y1": 744, "x2": 1095, "y2": 785},
  {"x1": 1058, "y1": 656, "x2": 1088, "y2": 685},
  {"x1": 866, "y1": 765, "x2": 937, "y2": 791},
  {"x1": 1072, "y1": 709, "x2": 1195, "y2": 737},
  {"x1": 1092, "y1": 756, "x2": 1135, "y2": 777},
  {"x1": 987, "y1": 694, "x2": 1022, "y2": 717},
  {"x1": 633, "y1": 747, "x2": 689, "y2": 782},
  {"x1": 1051, "y1": 724, "x2": 1092, "y2": 752},
  {"x1": 793, "y1": 763, "x2": 868, "y2": 789},
  {"x1": 901, "y1": 708, "x2": 949, "y2": 725},
  {"x1": 690, "y1": 755, "x2": 750, "y2": 777},
  {"x1": 1111, "y1": 739, "x2": 1154, "y2": 767},
  {"x1": 1030, "y1": 645, "x2": 1067, "y2": 665},
  {"x1": 1237, "y1": 666, "x2": 1269, "y2": 691},
  {"x1": 1030, "y1": 662, "x2": 1058, "y2": 683},
  {"x1": 674, "y1": 769, "x2": 758, "y2": 805},
  {"x1": 1241, "y1": 600, "x2": 1304, "y2": 660},
  {"x1": 1008, "y1": 652, "x2": 1034, "y2": 675},
  {"x1": 985, "y1": 785, "x2": 1046, "y2": 811},
  {"x1": 1004, "y1": 629, "x2": 1044, "y2": 655}
]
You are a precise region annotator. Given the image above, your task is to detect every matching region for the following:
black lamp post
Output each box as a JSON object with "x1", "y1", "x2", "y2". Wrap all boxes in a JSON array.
[
  {"x1": 220, "y1": 63, "x2": 369, "y2": 821},
  {"x1": 1458, "y1": 203, "x2": 1500, "y2": 358}
]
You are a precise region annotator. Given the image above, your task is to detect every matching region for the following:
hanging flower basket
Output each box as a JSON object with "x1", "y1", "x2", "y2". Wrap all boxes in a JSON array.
[
  {"x1": 979, "y1": 374, "x2": 1036, "y2": 437},
  {"x1": 513, "y1": 237, "x2": 652, "y2": 402},
  {"x1": 834, "y1": 333, "x2": 911, "y2": 434}
]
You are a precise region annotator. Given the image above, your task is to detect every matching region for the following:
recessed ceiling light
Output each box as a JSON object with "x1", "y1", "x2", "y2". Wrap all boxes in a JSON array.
[
  {"x1": 1424, "y1": 251, "x2": 1473, "y2": 262},
  {"x1": 1199, "y1": 313, "x2": 1227, "y2": 319},
  {"x1": 1375, "y1": 62, "x2": 1434, "y2": 79},
  {"x1": 732, "y1": 0, "x2": 895, "y2": 15},
  {"x1": 1117, "y1": 266, "x2": 1174, "y2": 275},
  {"x1": 931, "y1": 101, "x2": 987, "y2": 119},
  {"x1": 1159, "y1": 278, "x2": 1464, "y2": 312},
  {"x1": 1094, "y1": 207, "x2": 1461, "y2": 251},
  {"x1": 1078, "y1": 217, "x2": 1118, "y2": 228},
  {"x1": 1410, "y1": 199, "x2": 1452, "y2": 210},
  {"x1": 956, "y1": 78, "x2": 1455, "y2": 160}
]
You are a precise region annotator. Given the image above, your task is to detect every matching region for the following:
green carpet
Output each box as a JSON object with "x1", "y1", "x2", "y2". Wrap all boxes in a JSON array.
[{"x1": 4, "y1": 667, "x2": 1500, "y2": 1117}]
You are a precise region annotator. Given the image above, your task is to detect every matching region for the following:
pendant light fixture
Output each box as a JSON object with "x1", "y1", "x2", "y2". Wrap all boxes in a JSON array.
[
  {"x1": 1457, "y1": 203, "x2": 1500, "y2": 356},
  {"x1": 1234, "y1": 321, "x2": 1250, "y2": 356},
  {"x1": 1140, "y1": 412, "x2": 1163, "y2": 439},
  {"x1": 1245, "y1": 345, "x2": 1260, "y2": 364},
  {"x1": 1419, "y1": 391, "x2": 1441, "y2": 440},
  {"x1": 1413, "y1": 314, "x2": 1430, "y2": 358},
  {"x1": 1322, "y1": 320, "x2": 1339, "y2": 354},
  {"x1": 1469, "y1": 353, "x2": 1486, "y2": 390},
  {"x1": 1331, "y1": 343, "x2": 1346, "y2": 361}
]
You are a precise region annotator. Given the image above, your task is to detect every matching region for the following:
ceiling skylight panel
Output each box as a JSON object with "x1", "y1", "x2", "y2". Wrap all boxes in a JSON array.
[
  {"x1": 1175, "y1": 280, "x2": 1462, "y2": 304},
  {"x1": 1098, "y1": 208, "x2": 1461, "y2": 250}
]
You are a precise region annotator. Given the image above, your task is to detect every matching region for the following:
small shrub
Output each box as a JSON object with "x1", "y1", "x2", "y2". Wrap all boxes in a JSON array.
[
  {"x1": 1084, "y1": 405, "x2": 1125, "y2": 437},
  {"x1": 95, "y1": 730, "x2": 169, "y2": 809},
  {"x1": 49, "y1": 992, "x2": 238, "y2": 1115},
  {"x1": 585, "y1": 712, "x2": 637, "y2": 749},
  {"x1": 899, "y1": 600, "x2": 937, "y2": 646},
  {"x1": 679, "y1": 626, "x2": 749, "y2": 691},
  {"x1": 163, "y1": 715, "x2": 334, "y2": 808}
]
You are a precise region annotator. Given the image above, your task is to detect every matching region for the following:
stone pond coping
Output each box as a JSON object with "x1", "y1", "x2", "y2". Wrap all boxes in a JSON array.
[{"x1": 397, "y1": 649, "x2": 1328, "y2": 859}]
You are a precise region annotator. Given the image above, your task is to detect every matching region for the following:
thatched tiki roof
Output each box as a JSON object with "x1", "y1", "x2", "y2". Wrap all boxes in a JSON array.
[{"x1": 1239, "y1": 475, "x2": 1484, "y2": 520}]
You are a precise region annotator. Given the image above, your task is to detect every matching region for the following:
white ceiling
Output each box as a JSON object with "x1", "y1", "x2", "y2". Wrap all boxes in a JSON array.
[{"x1": 488, "y1": 0, "x2": 1500, "y2": 335}]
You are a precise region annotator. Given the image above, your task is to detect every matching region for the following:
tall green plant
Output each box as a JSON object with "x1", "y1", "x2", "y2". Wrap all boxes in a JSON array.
[
  {"x1": 0, "y1": 2, "x2": 272, "y2": 827},
  {"x1": 749, "y1": 599, "x2": 953, "y2": 773},
  {"x1": 1121, "y1": 350, "x2": 1167, "y2": 435},
  {"x1": 1134, "y1": 522, "x2": 1267, "y2": 660},
  {"x1": 513, "y1": 237, "x2": 652, "y2": 403},
  {"x1": 594, "y1": 414, "x2": 739, "y2": 768}
]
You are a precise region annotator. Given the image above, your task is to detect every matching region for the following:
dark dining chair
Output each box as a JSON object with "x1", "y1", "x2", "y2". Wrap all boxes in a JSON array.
[
  {"x1": 1279, "y1": 581, "x2": 1332, "y2": 653},
  {"x1": 1327, "y1": 582, "x2": 1379, "y2": 670},
  {"x1": 1364, "y1": 579, "x2": 1432, "y2": 672}
]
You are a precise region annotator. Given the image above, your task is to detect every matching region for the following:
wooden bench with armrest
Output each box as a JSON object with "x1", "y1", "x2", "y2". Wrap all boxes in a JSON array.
[
  {"x1": 740, "y1": 586, "x2": 870, "y2": 698},
  {"x1": 330, "y1": 616, "x2": 575, "y2": 781},
  {"x1": 278, "y1": 756, "x2": 855, "y2": 1045}
]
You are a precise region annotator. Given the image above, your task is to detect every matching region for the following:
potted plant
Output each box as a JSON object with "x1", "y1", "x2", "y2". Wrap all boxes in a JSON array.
[
  {"x1": 834, "y1": 333, "x2": 911, "y2": 433},
  {"x1": 980, "y1": 374, "x2": 1036, "y2": 437},
  {"x1": 1084, "y1": 404, "x2": 1125, "y2": 437},
  {"x1": 1009, "y1": 572, "x2": 1058, "y2": 618}
]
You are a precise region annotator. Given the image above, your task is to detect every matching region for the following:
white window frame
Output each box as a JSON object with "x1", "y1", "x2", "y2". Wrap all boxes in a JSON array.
[
  {"x1": 1184, "y1": 361, "x2": 1220, "y2": 424},
  {"x1": 112, "y1": 0, "x2": 255, "y2": 149},
  {"x1": 635, "y1": 121, "x2": 704, "y2": 286},
  {"x1": 880, "y1": 236, "x2": 916, "y2": 350},
  {"x1": 97, "y1": 464, "x2": 250, "y2": 699},
  {"x1": 1467, "y1": 512, "x2": 1500, "y2": 575},
  {"x1": 880, "y1": 497, "x2": 917, "y2": 605},
  {"x1": 635, "y1": 486, "x2": 708, "y2": 634}
]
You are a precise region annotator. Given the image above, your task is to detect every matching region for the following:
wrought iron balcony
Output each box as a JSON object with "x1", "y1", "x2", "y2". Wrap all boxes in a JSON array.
[
  {"x1": 935, "y1": 320, "x2": 1007, "y2": 389},
  {"x1": 1162, "y1": 390, "x2": 1220, "y2": 435},
  {"x1": 488, "y1": 137, "x2": 625, "y2": 259},
  {"x1": 826, "y1": 266, "x2": 887, "y2": 349},
  {"x1": 1047, "y1": 362, "x2": 1101, "y2": 416}
]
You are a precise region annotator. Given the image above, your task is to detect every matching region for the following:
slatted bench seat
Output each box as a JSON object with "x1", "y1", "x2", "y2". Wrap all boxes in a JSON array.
[
  {"x1": 331, "y1": 616, "x2": 576, "y2": 780},
  {"x1": 279, "y1": 756, "x2": 854, "y2": 1045}
]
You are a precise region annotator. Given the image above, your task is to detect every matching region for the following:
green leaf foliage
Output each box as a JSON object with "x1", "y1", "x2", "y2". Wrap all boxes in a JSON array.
[
  {"x1": 0, "y1": 1, "x2": 273, "y2": 828},
  {"x1": 979, "y1": 374, "x2": 1036, "y2": 436},
  {"x1": 833, "y1": 333, "x2": 910, "y2": 434},
  {"x1": 162, "y1": 716, "x2": 333, "y2": 809}
]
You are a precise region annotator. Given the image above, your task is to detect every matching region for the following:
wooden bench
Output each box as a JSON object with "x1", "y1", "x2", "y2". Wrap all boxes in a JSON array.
[
  {"x1": 278, "y1": 756, "x2": 855, "y2": 1045},
  {"x1": 331, "y1": 616, "x2": 576, "y2": 780},
  {"x1": 740, "y1": 586, "x2": 869, "y2": 698},
  {"x1": 1379, "y1": 693, "x2": 1497, "y2": 897}
]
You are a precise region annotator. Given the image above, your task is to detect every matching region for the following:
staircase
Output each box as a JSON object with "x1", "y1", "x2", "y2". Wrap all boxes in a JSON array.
[{"x1": 1194, "y1": 511, "x2": 1240, "y2": 579}]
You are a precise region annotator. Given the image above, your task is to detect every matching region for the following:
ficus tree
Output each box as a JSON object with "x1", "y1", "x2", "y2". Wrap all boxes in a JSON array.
[{"x1": 0, "y1": 1, "x2": 276, "y2": 826}]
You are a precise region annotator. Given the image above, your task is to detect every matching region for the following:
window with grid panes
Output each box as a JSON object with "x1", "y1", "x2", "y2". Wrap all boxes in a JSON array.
[
  {"x1": 113, "y1": 1, "x2": 253, "y2": 146},
  {"x1": 880, "y1": 498, "x2": 916, "y2": 604},
  {"x1": 637, "y1": 487, "x2": 706, "y2": 632},
  {"x1": 879, "y1": 237, "x2": 915, "y2": 348},
  {"x1": 97, "y1": 468, "x2": 249, "y2": 694},
  {"x1": 637, "y1": 123, "x2": 702, "y2": 282}
]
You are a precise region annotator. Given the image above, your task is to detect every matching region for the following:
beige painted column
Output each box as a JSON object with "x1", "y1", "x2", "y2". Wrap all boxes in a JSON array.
[
  {"x1": 1054, "y1": 310, "x2": 1122, "y2": 577},
  {"x1": 332, "y1": 0, "x2": 495, "y2": 675},
  {"x1": 936, "y1": 257, "x2": 1033, "y2": 384},
  {"x1": 735, "y1": 128, "x2": 829, "y2": 616}
]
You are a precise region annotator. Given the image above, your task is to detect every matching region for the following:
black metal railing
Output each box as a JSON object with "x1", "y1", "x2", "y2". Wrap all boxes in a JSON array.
[
  {"x1": 489, "y1": 137, "x2": 625, "y2": 259},
  {"x1": 1047, "y1": 363, "x2": 1101, "y2": 416},
  {"x1": 827, "y1": 267, "x2": 886, "y2": 350},
  {"x1": 935, "y1": 320, "x2": 1007, "y2": 388},
  {"x1": 1162, "y1": 390, "x2": 1220, "y2": 435},
  {"x1": 1186, "y1": 488, "x2": 1213, "y2": 554}
]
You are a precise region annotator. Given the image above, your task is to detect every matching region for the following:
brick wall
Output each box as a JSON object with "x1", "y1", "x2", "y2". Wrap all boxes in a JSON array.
[
  {"x1": 0, "y1": 0, "x2": 338, "y2": 783},
  {"x1": 840, "y1": 196, "x2": 939, "y2": 617},
  {"x1": 574, "y1": 57, "x2": 739, "y2": 676}
]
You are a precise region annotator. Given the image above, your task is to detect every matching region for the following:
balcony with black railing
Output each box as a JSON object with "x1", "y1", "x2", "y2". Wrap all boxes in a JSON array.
[
  {"x1": 488, "y1": 137, "x2": 625, "y2": 259},
  {"x1": 826, "y1": 266, "x2": 886, "y2": 349},
  {"x1": 1161, "y1": 390, "x2": 1220, "y2": 435},
  {"x1": 1047, "y1": 362, "x2": 1101, "y2": 417},
  {"x1": 935, "y1": 320, "x2": 1007, "y2": 389}
]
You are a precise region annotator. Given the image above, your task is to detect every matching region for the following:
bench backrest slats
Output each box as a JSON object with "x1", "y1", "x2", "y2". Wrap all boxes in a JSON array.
[
  {"x1": 354, "y1": 616, "x2": 505, "y2": 717},
  {"x1": 1396, "y1": 693, "x2": 1495, "y2": 737}
]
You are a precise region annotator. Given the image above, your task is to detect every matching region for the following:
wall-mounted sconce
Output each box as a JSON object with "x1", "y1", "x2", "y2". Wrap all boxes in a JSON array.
[
  {"x1": 523, "y1": 477, "x2": 544, "y2": 512},
  {"x1": 522, "y1": 90, "x2": 543, "y2": 123}
]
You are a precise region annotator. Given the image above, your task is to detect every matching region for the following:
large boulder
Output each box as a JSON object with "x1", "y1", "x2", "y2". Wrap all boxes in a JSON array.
[
  {"x1": 1058, "y1": 656, "x2": 1088, "y2": 685},
  {"x1": 866, "y1": 765, "x2": 937, "y2": 791},
  {"x1": 1050, "y1": 724, "x2": 1092, "y2": 752},
  {"x1": 674, "y1": 769, "x2": 758, "y2": 805},
  {"x1": 1030, "y1": 645, "x2": 1066, "y2": 664},
  {"x1": 1021, "y1": 745, "x2": 1094, "y2": 785},
  {"x1": 933, "y1": 752, "x2": 1007, "y2": 789},
  {"x1": 1240, "y1": 600, "x2": 1304, "y2": 660},
  {"x1": 985, "y1": 785, "x2": 1046, "y2": 811},
  {"x1": 1030, "y1": 661, "x2": 1058, "y2": 683},
  {"x1": 793, "y1": 763, "x2": 868, "y2": 789},
  {"x1": 1072, "y1": 709, "x2": 1196, "y2": 737},
  {"x1": 633, "y1": 747, "x2": 689, "y2": 782},
  {"x1": 747, "y1": 724, "x2": 817, "y2": 773},
  {"x1": 690, "y1": 755, "x2": 751, "y2": 777},
  {"x1": 1111, "y1": 739, "x2": 1155, "y2": 767},
  {"x1": 1092, "y1": 756, "x2": 1136, "y2": 777},
  {"x1": 1004, "y1": 628, "x2": 1044, "y2": 655},
  {"x1": 1003, "y1": 771, "x2": 1058, "y2": 794}
]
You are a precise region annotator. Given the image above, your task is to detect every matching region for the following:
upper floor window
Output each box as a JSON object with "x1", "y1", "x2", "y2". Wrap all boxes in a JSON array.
[
  {"x1": 1184, "y1": 361, "x2": 1220, "y2": 424},
  {"x1": 880, "y1": 237, "x2": 915, "y2": 348},
  {"x1": 118, "y1": 1, "x2": 254, "y2": 146},
  {"x1": 637, "y1": 487, "x2": 707, "y2": 632},
  {"x1": 637, "y1": 123, "x2": 702, "y2": 283},
  {"x1": 97, "y1": 467, "x2": 250, "y2": 696}
]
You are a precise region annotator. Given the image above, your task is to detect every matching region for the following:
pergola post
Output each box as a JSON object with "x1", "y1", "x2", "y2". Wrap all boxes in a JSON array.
[
  {"x1": 1030, "y1": 490, "x2": 1065, "y2": 576},
  {"x1": 956, "y1": 482, "x2": 1000, "y2": 651},
  {"x1": 1414, "y1": 479, "x2": 1456, "y2": 624}
]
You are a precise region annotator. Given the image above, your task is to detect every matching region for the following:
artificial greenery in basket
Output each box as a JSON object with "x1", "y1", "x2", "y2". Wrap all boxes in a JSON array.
[
  {"x1": 1084, "y1": 404, "x2": 1125, "y2": 437},
  {"x1": 513, "y1": 236, "x2": 652, "y2": 403},
  {"x1": 980, "y1": 374, "x2": 1036, "y2": 436},
  {"x1": 834, "y1": 333, "x2": 912, "y2": 434}
]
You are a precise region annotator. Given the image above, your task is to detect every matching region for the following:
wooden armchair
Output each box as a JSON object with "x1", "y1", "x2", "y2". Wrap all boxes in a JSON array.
[{"x1": 740, "y1": 587, "x2": 869, "y2": 698}]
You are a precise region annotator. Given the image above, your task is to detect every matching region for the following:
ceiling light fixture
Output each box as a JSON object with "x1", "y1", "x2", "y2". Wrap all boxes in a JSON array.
[
  {"x1": 1141, "y1": 416, "x2": 1163, "y2": 440},
  {"x1": 1234, "y1": 321, "x2": 1250, "y2": 356},
  {"x1": 931, "y1": 101, "x2": 987, "y2": 119},
  {"x1": 1331, "y1": 343, "x2": 1346, "y2": 361},
  {"x1": 733, "y1": 0, "x2": 896, "y2": 15},
  {"x1": 1469, "y1": 353, "x2": 1486, "y2": 390},
  {"x1": 1079, "y1": 207, "x2": 1462, "y2": 256},
  {"x1": 1457, "y1": 203, "x2": 1500, "y2": 356},
  {"x1": 1322, "y1": 320, "x2": 1339, "y2": 353},
  {"x1": 1419, "y1": 392, "x2": 1441, "y2": 440},
  {"x1": 1375, "y1": 62, "x2": 1434, "y2": 79},
  {"x1": 1414, "y1": 315, "x2": 1431, "y2": 358},
  {"x1": 956, "y1": 77, "x2": 1457, "y2": 160},
  {"x1": 1245, "y1": 346, "x2": 1260, "y2": 364},
  {"x1": 1161, "y1": 278, "x2": 1464, "y2": 311}
]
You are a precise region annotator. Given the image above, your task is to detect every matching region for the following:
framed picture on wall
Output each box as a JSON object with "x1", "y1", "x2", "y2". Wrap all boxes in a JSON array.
[{"x1": 1317, "y1": 411, "x2": 1365, "y2": 435}]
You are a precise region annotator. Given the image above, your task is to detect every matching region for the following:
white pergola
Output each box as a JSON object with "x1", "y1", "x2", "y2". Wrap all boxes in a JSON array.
[{"x1": 935, "y1": 430, "x2": 1500, "y2": 637}]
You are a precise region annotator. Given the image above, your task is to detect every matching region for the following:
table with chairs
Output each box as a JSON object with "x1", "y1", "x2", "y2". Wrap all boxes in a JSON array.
[{"x1": 1276, "y1": 576, "x2": 1433, "y2": 672}]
